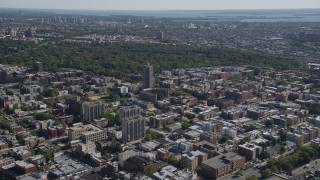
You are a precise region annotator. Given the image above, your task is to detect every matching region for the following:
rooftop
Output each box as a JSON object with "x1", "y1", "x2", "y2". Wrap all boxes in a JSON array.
[{"x1": 202, "y1": 152, "x2": 244, "y2": 168}]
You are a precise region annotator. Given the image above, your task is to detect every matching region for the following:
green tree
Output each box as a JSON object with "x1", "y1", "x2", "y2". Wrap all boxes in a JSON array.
[
  {"x1": 268, "y1": 158, "x2": 277, "y2": 166},
  {"x1": 235, "y1": 169, "x2": 243, "y2": 177},
  {"x1": 220, "y1": 136, "x2": 229, "y2": 144},
  {"x1": 181, "y1": 120, "x2": 192, "y2": 130},
  {"x1": 185, "y1": 112, "x2": 195, "y2": 119},
  {"x1": 279, "y1": 129, "x2": 287, "y2": 141},
  {"x1": 34, "y1": 113, "x2": 54, "y2": 121},
  {"x1": 40, "y1": 149, "x2": 54, "y2": 162},
  {"x1": 52, "y1": 121, "x2": 61, "y2": 126},
  {"x1": 104, "y1": 112, "x2": 119, "y2": 126},
  {"x1": 145, "y1": 130, "x2": 157, "y2": 141},
  {"x1": 100, "y1": 140, "x2": 122, "y2": 155},
  {"x1": 170, "y1": 98, "x2": 182, "y2": 105},
  {"x1": 264, "y1": 120, "x2": 274, "y2": 128},
  {"x1": 245, "y1": 175, "x2": 258, "y2": 180},
  {"x1": 241, "y1": 136, "x2": 251, "y2": 143},
  {"x1": 4, "y1": 108, "x2": 15, "y2": 115},
  {"x1": 42, "y1": 87, "x2": 59, "y2": 97},
  {"x1": 163, "y1": 126, "x2": 171, "y2": 132},
  {"x1": 16, "y1": 134, "x2": 24, "y2": 145},
  {"x1": 270, "y1": 165, "x2": 278, "y2": 173},
  {"x1": 168, "y1": 157, "x2": 180, "y2": 167},
  {"x1": 0, "y1": 39, "x2": 303, "y2": 79},
  {"x1": 261, "y1": 169, "x2": 272, "y2": 178},
  {"x1": 146, "y1": 166, "x2": 154, "y2": 177},
  {"x1": 30, "y1": 130, "x2": 39, "y2": 136},
  {"x1": 119, "y1": 98, "x2": 127, "y2": 105},
  {"x1": 6, "y1": 90, "x2": 14, "y2": 95},
  {"x1": 235, "y1": 99, "x2": 241, "y2": 104},
  {"x1": 0, "y1": 113, "x2": 12, "y2": 132},
  {"x1": 33, "y1": 161, "x2": 39, "y2": 168},
  {"x1": 171, "y1": 90, "x2": 191, "y2": 97},
  {"x1": 244, "y1": 125, "x2": 256, "y2": 132}
]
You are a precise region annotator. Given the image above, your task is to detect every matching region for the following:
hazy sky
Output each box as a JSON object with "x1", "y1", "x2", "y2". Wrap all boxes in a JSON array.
[{"x1": 1, "y1": 0, "x2": 320, "y2": 10}]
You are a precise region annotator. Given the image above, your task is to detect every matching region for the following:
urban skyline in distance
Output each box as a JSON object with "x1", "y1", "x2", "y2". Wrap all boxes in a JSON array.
[{"x1": 1, "y1": 0, "x2": 320, "y2": 10}]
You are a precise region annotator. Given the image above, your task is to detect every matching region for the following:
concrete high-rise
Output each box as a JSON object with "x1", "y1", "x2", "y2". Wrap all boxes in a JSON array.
[
  {"x1": 33, "y1": 61, "x2": 43, "y2": 72},
  {"x1": 25, "y1": 27, "x2": 34, "y2": 37},
  {"x1": 156, "y1": 31, "x2": 164, "y2": 41},
  {"x1": 143, "y1": 63, "x2": 154, "y2": 89},
  {"x1": 81, "y1": 101, "x2": 107, "y2": 123},
  {"x1": 120, "y1": 106, "x2": 145, "y2": 143},
  {"x1": 8, "y1": 28, "x2": 17, "y2": 37}
]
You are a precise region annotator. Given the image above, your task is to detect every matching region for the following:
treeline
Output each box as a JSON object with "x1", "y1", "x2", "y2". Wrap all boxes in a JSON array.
[
  {"x1": 0, "y1": 39, "x2": 303, "y2": 78},
  {"x1": 262, "y1": 146, "x2": 320, "y2": 178}
]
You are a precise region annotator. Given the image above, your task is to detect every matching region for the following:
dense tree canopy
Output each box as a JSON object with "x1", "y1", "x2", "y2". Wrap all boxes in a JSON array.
[
  {"x1": 0, "y1": 39, "x2": 302, "y2": 78},
  {"x1": 264, "y1": 145, "x2": 320, "y2": 178}
]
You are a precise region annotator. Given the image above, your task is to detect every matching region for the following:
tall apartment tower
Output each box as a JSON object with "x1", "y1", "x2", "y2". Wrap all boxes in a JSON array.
[
  {"x1": 143, "y1": 63, "x2": 154, "y2": 89},
  {"x1": 25, "y1": 27, "x2": 34, "y2": 37},
  {"x1": 120, "y1": 106, "x2": 145, "y2": 143},
  {"x1": 157, "y1": 31, "x2": 164, "y2": 41},
  {"x1": 8, "y1": 28, "x2": 17, "y2": 37},
  {"x1": 81, "y1": 101, "x2": 106, "y2": 122},
  {"x1": 33, "y1": 61, "x2": 43, "y2": 72}
]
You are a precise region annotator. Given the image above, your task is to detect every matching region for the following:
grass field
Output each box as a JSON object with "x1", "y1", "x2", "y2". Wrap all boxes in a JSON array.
[{"x1": 89, "y1": 94, "x2": 108, "y2": 101}]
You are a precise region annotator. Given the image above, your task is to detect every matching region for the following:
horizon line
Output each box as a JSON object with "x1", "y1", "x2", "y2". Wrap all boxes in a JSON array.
[{"x1": 1, "y1": 7, "x2": 320, "y2": 11}]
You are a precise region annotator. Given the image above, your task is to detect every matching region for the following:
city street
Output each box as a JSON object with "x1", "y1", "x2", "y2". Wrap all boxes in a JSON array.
[
  {"x1": 292, "y1": 159, "x2": 320, "y2": 176},
  {"x1": 220, "y1": 167, "x2": 261, "y2": 180}
]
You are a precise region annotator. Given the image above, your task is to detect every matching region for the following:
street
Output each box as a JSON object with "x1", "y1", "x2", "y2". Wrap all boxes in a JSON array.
[
  {"x1": 220, "y1": 167, "x2": 261, "y2": 180},
  {"x1": 292, "y1": 158, "x2": 320, "y2": 176}
]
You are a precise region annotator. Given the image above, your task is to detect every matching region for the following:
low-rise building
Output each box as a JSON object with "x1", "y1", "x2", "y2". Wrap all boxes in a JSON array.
[
  {"x1": 0, "y1": 141, "x2": 9, "y2": 150},
  {"x1": 15, "y1": 160, "x2": 37, "y2": 174},
  {"x1": 181, "y1": 150, "x2": 208, "y2": 171},
  {"x1": 123, "y1": 155, "x2": 159, "y2": 174},
  {"x1": 193, "y1": 141, "x2": 220, "y2": 158},
  {"x1": 222, "y1": 127, "x2": 237, "y2": 139},
  {"x1": 0, "y1": 157, "x2": 15, "y2": 168},
  {"x1": 68, "y1": 123, "x2": 108, "y2": 143},
  {"x1": 207, "y1": 99, "x2": 234, "y2": 110},
  {"x1": 150, "y1": 113, "x2": 175, "y2": 128},
  {"x1": 93, "y1": 117, "x2": 108, "y2": 128},
  {"x1": 153, "y1": 165, "x2": 199, "y2": 180},
  {"x1": 76, "y1": 141, "x2": 96, "y2": 155},
  {"x1": 9, "y1": 146, "x2": 32, "y2": 160},
  {"x1": 237, "y1": 143, "x2": 262, "y2": 161},
  {"x1": 200, "y1": 152, "x2": 245, "y2": 179},
  {"x1": 118, "y1": 150, "x2": 138, "y2": 168}
]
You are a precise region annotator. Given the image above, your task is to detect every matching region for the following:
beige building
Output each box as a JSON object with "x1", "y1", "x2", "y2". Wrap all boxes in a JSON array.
[
  {"x1": 76, "y1": 141, "x2": 96, "y2": 154},
  {"x1": 118, "y1": 150, "x2": 138, "y2": 168},
  {"x1": 68, "y1": 123, "x2": 108, "y2": 143},
  {"x1": 181, "y1": 150, "x2": 208, "y2": 171}
]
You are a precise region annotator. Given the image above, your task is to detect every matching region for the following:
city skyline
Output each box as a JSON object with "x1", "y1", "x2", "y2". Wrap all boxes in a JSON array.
[{"x1": 1, "y1": 0, "x2": 320, "y2": 10}]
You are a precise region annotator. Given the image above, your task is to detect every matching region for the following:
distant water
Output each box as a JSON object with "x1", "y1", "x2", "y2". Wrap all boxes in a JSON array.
[
  {"x1": 1, "y1": 8, "x2": 320, "y2": 22},
  {"x1": 51, "y1": 9, "x2": 320, "y2": 22}
]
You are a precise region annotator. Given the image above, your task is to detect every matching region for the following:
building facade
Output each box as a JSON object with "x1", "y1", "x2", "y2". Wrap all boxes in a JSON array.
[
  {"x1": 81, "y1": 101, "x2": 107, "y2": 122},
  {"x1": 120, "y1": 106, "x2": 145, "y2": 143},
  {"x1": 68, "y1": 123, "x2": 108, "y2": 142},
  {"x1": 33, "y1": 62, "x2": 43, "y2": 72},
  {"x1": 200, "y1": 152, "x2": 245, "y2": 179},
  {"x1": 143, "y1": 63, "x2": 154, "y2": 89}
]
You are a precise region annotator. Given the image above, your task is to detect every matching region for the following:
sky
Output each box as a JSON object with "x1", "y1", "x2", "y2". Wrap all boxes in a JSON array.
[{"x1": 1, "y1": 0, "x2": 320, "y2": 10}]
